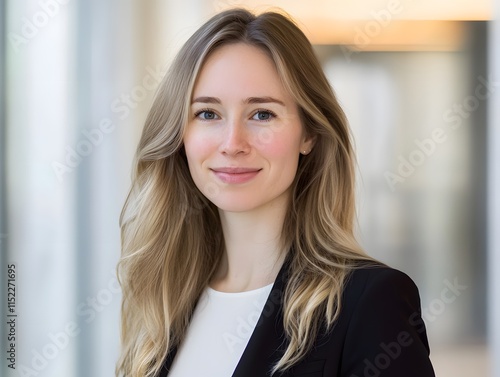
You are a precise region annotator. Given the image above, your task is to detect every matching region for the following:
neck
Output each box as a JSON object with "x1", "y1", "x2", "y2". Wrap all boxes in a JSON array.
[{"x1": 211, "y1": 192, "x2": 290, "y2": 292}]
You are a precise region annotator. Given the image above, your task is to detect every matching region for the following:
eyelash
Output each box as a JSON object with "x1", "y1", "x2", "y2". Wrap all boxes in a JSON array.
[
  {"x1": 251, "y1": 109, "x2": 277, "y2": 122},
  {"x1": 193, "y1": 108, "x2": 277, "y2": 122},
  {"x1": 194, "y1": 108, "x2": 219, "y2": 121}
]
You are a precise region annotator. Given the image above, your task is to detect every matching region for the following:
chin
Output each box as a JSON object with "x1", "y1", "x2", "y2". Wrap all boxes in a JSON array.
[{"x1": 212, "y1": 200, "x2": 259, "y2": 213}]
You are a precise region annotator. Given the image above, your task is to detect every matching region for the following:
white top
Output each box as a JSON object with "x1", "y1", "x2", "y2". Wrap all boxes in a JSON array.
[{"x1": 168, "y1": 283, "x2": 274, "y2": 377}]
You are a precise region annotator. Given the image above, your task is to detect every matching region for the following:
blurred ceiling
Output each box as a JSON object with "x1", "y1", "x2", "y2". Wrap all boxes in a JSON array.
[{"x1": 218, "y1": 0, "x2": 492, "y2": 50}]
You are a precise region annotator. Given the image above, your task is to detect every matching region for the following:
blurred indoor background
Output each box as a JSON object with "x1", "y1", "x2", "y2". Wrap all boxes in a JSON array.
[{"x1": 0, "y1": 0, "x2": 499, "y2": 376}]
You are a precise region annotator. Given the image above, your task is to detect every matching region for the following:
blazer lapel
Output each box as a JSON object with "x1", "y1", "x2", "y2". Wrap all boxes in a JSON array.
[{"x1": 231, "y1": 257, "x2": 290, "y2": 377}]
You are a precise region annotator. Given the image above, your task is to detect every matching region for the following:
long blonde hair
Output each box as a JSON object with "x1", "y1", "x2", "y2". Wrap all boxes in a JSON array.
[{"x1": 117, "y1": 8, "x2": 374, "y2": 377}]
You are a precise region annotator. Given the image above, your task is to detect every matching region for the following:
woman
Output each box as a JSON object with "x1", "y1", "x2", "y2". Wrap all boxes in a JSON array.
[{"x1": 116, "y1": 8, "x2": 435, "y2": 377}]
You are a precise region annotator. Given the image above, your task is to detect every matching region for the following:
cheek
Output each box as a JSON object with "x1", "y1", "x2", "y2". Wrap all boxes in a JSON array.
[
  {"x1": 256, "y1": 127, "x2": 301, "y2": 160},
  {"x1": 259, "y1": 135, "x2": 301, "y2": 187},
  {"x1": 259, "y1": 141, "x2": 289, "y2": 159},
  {"x1": 183, "y1": 132, "x2": 215, "y2": 167}
]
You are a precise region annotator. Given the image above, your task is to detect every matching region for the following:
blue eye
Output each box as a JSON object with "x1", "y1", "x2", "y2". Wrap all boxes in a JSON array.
[
  {"x1": 252, "y1": 110, "x2": 275, "y2": 121},
  {"x1": 195, "y1": 110, "x2": 219, "y2": 120}
]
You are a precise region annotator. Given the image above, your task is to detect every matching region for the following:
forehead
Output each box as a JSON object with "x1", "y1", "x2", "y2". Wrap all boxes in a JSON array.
[{"x1": 192, "y1": 43, "x2": 289, "y2": 100}]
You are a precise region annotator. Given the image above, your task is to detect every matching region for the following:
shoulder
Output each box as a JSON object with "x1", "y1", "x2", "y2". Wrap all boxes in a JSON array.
[
  {"x1": 340, "y1": 264, "x2": 425, "y2": 339},
  {"x1": 335, "y1": 264, "x2": 435, "y2": 376},
  {"x1": 343, "y1": 264, "x2": 421, "y2": 310}
]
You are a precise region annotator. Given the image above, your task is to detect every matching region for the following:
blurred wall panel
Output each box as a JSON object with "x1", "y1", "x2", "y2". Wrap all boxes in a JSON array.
[
  {"x1": 318, "y1": 21, "x2": 488, "y2": 376},
  {"x1": 72, "y1": 1, "x2": 137, "y2": 376},
  {"x1": 487, "y1": 1, "x2": 500, "y2": 376},
  {"x1": 4, "y1": 0, "x2": 79, "y2": 376}
]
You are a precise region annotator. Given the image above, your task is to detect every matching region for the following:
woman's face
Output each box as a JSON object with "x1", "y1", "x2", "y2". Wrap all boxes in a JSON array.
[{"x1": 183, "y1": 43, "x2": 314, "y2": 213}]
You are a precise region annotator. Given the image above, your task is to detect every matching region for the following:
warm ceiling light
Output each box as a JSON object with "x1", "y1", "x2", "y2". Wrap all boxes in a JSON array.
[
  {"x1": 219, "y1": 0, "x2": 492, "y2": 21},
  {"x1": 214, "y1": 0, "x2": 487, "y2": 51},
  {"x1": 304, "y1": 20, "x2": 466, "y2": 51}
]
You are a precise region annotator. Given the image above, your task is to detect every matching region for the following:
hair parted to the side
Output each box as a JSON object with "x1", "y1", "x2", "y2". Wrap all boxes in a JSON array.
[{"x1": 116, "y1": 8, "x2": 376, "y2": 377}]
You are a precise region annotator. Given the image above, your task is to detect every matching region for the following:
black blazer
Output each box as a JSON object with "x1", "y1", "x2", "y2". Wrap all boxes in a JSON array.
[{"x1": 159, "y1": 260, "x2": 435, "y2": 377}]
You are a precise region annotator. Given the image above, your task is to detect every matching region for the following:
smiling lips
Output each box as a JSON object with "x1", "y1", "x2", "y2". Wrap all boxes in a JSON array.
[{"x1": 211, "y1": 167, "x2": 262, "y2": 184}]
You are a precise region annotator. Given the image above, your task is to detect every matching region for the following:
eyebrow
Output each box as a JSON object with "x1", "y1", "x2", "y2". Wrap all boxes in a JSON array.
[
  {"x1": 192, "y1": 96, "x2": 285, "y2": 106},
  {"x1": 246, "y1": 96, "x2": 285, "y2": 106},
  {"x1": 192, "y1": 96, "x2": 221, "y2": 104}
]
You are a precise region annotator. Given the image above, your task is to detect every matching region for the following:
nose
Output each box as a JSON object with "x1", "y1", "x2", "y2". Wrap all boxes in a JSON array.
[{"x1": 219, "y1": 118, "x2": 251, "y2": 156}]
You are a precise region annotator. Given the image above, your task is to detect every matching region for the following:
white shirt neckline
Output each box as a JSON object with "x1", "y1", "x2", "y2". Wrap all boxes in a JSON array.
[
  {"x1": 167, "y1": 282, "x2": 275, "y2": 377},
  {"x1": 206, "y1": 282, "x2": 275, "y2": 297}
]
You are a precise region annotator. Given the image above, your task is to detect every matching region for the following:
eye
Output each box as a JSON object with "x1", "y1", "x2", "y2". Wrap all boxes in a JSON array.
[
  {"x1": 251, "y1": 110, "x2": 276, "y2": 122},
  {"x1": 194, "y1": 109, "x2": 220, "y2": 121}
]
